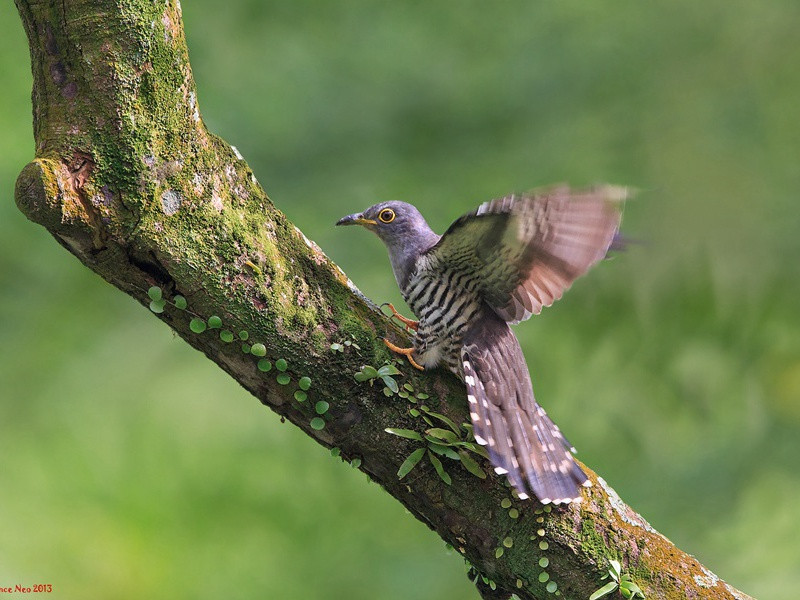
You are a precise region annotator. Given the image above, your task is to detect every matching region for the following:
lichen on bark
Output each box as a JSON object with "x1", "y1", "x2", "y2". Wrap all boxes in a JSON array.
[{"x1": 12, "y1": 2, "x2": 755, "y2": 599}]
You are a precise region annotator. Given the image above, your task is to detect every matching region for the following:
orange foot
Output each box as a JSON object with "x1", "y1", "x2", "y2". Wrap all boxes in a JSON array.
[
  {"x1": 381, "y1": 303, "x2": 419, "y2": 332},
  {"x1": 383, "y1": 338, "x2": 424, "y2": 371}
]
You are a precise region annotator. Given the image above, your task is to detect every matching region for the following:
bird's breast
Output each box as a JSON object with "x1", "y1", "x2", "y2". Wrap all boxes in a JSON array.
[{"x1": 401, "y1": 267, "x2": 485, "y2": 372}]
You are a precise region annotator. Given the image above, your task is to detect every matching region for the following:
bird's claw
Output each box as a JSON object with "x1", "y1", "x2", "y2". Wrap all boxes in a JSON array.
[
  {"x1": 383, "y1": 338, "x2": 424, "y2": 371},
  {"x1": 380, "y1": 302, "x2": 419, "y2": 332}
]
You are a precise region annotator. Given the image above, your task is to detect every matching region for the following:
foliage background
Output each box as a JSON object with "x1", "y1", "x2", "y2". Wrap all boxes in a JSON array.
[{"x1": 1, "y1": 1, "x2": 798, "y2": 598}]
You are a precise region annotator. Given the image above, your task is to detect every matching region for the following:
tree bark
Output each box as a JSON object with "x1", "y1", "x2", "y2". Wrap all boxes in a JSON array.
[{"x1": 12, "y1": 2, "x2": 754, "y2": 599}]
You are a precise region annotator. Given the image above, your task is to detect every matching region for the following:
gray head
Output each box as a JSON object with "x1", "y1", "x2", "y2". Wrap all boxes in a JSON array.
[{"x1": 336, "y1": 201, "x2": 440, "y2": 288}]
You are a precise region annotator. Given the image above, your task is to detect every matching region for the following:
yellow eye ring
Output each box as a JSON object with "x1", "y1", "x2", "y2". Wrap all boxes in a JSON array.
[{"x1": 378, "y1": 208, "x2": 395, "y2": 224}]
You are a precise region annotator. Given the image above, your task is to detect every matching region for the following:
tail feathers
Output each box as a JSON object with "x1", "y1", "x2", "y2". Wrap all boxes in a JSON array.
[{"x1": 462, "y1": 318, "x2": 589, "y2": 504}]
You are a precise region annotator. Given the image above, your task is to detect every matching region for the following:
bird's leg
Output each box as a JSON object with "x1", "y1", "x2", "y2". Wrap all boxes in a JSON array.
[
  {"x1": 380, "y1": 302, "x2": 419, "y2": 332},
  {"x1": 383, "y1": 338, "x2": 424, "y2": 371}
]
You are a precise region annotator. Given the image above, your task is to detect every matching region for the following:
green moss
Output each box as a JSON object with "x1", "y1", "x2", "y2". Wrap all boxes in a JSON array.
[{"x1": 580, "y1": 518, "x2": 612, "y2": 561}]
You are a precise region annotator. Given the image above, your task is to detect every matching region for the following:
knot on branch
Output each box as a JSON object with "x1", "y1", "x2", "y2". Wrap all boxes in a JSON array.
[{"x1": 15, "y1": 154, "x2": 105, "y2": 253}]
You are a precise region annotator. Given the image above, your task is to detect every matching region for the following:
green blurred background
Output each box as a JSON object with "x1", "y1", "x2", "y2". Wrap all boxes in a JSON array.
[{"x1": 2, "y1": 1, "x2": 799, "y2": 598}]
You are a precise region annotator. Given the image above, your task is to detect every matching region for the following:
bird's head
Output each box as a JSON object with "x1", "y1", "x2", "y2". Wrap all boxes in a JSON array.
[{"x1": 336, "y1": 201, "x2": 429, "y2": 249}]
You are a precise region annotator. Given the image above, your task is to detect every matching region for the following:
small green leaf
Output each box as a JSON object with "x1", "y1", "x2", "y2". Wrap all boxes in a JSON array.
[
  {"x1": 402, "y1": 382, "x2": 414, "y2": 391},
  {"x1": 424, "y1": 435, "x2": 454, "y2": 449},
  {"x1": 298, "y1": 376, "x2": 311, "y2": 390},
  {"x1": 589, "y1": 582, "x2": 619, "y2": 600},
  {"x1": 276, "y1": 373, "x2": 290, "y2": 385},
  {"x1": 427, "y1": 443, "x2": 459, "y2": 460},
  {"x1": 460, "y1": 442, "x2": 490, "y2": 459},
  {"x1": 501, "y1": 498, "x2": 512, "y2": 509},
  {"x1": 416, "y1": 392, "x2": 429, "y2": 400},
  {"x1": 330, "y1": 342, "x2": 343, "y2": 352},
  {"x1": 360, "y1": 365, "x2": 378, "y2": 379},
  {"x1": 620, "y1": 580, "x2": 645, "y2": 599},
  {"x1": 350, "y1": 457, "x2": 361, "y2": 468},
  {"x1": 538, "y1": 572, "x2": 549, "y2": 583},
  {"x1": 425, "y1": 428, "x2": 459, "y2": 443},
  {"x1": 539, "y1": 557, "x2": 549, "y2": 568},
  {"x1": 423, "y1": 411, "x2": 460, "y2": 434},
  {"x1": 189, "y1": 318, "x2": 206, "y2": 333},
  {"x1": 457, "y1": 451, "x2": 486, "y2": 479},
  {"x1": 428, "y1": 452, "x2": 451, "y2": 485},
  {"x1": 354, "y1": 372, "x2": 367, "y2": 382},
  {"x1": 539, "y1": 541, "x2": 549, "y2": 550},
  {"x1": 397, "y1": 447, "x2": 426, "y2": 479},
  {"x1": 275, "y1": 358, "x2": 288, "y2": 371},
  {"x1": 409, "y1": 408, "x2": 420, "y2": 417},
  {"x1": 147, "y1": 286, "x2": 162, "y2": 301},
  {"x1": 173, "y1": 295, "x2": 187, "y2": 309},
  {"x1": 382, "y1": 387, "x2": 393, "y2": 397},
  {"x1": 377, "y1": 364, "x2": 401, "y2": 377},
  {"x1": 207, "y1": 315, "x2": 222, "y2": 329},
  {"x1": 398, "y1": 389, "x2": 409, "y2": 398},
  {"x1": 545, "y1": 581, "x2": 557, "y2": 594},
  {"x1": 503, "y1": 537, "x2": 513, "y2": 548},
  {"x1": 310, "y1": 417, "x2": 325, "y2": 430},
  {"x1": 220, "y1": 330, "x2": 234, "y2": 343},
  {"x1": 238, "y1": 330, "x2": 249, "y2": 340},
  {"x1": 385, "y1": 428, "x2": 424, "y2": 441},
  {"x1": 315, "y1": 401, "x2": 329, "y2": 415},
  {"x1": 508, "y1": 508, "x2": 519, "y2": 519},
  {"x1": 241, "y1": 343, "x2": 251, "y2": 354},
  {"x1": 257, "y1": 359, "x2": 272, "y2": 372},
  {"x1": 495, "y1": 547, "x2": 504, "y2": 559},
  {"x1": 609, "y1": 560, "x2": 622, "y2": 580},
  {"x1": 381, "y1": 376, "x2": 399, "y2": 393},
  {"x1": 149, "y1": 299, "x2": 166, "y2": 313},
  {"x1": 294, "y1": 390, "x2": 307, "y2": 402},
  {"x1": 330, "y1": 447, "x2": 340, "y2": 457},
  {"x1": 251, "y1": 343, "x2": 267, "y2": 357}
]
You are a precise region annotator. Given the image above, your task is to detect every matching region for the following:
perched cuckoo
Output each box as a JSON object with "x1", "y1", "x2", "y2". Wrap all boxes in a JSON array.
[{"x1": 337, "y1": 185, "x2": 625, "y2": 504}]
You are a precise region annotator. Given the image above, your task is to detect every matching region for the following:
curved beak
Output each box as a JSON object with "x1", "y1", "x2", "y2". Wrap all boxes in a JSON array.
[{"x1": 336, "y1": 213, "x2": 377, "y2": 227}]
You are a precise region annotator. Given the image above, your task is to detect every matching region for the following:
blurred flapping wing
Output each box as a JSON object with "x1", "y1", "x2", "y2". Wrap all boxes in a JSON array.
[{"x1": 427, "y1": 185, "x2": 626, "y2": 323}]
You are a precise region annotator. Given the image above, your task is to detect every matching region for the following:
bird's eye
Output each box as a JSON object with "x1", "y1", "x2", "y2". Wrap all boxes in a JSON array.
[{"x1": 378, "y1": 208, "x2": 396, "y2": 224}]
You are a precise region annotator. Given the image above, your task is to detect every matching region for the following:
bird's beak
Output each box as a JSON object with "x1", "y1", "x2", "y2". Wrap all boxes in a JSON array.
[{"x1": 336, "y1": 213, "x2": 377, "y2": 227}]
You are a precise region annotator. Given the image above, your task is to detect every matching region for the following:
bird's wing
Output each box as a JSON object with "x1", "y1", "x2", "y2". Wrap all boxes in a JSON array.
[
  {"x1": 426, "y1": 185, "x2": 626, "y2": 324},
  {"x1": 462, "y1": 315, "x2": 588, "y2": 503}
]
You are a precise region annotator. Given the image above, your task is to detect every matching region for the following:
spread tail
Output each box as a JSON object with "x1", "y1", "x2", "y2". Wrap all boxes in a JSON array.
[{"x1": 461, "y1": 314, "x2": 589, "y2": 504}]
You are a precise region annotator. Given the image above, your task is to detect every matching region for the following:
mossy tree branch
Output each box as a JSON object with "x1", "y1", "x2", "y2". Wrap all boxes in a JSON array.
[{"x1": 13, "y1": 2, "x2": 752, "y2": 599}]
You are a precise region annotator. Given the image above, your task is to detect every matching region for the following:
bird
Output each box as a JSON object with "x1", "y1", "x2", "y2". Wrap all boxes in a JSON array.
[{"x1": 336, "y1": 185, "x2": 626, "y2": 504}]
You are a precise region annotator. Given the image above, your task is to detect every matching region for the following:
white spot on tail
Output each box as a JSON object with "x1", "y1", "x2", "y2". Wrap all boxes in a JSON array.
[{"x1": 494, "y1": 467, "x2": 508, "y2": 475}]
